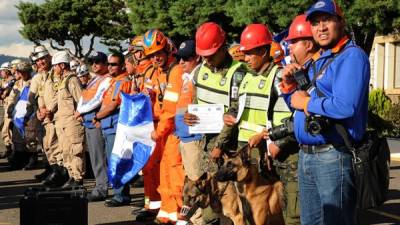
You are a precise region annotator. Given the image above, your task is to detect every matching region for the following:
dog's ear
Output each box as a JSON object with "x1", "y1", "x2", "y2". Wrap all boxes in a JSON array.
[{"x1": 240, "y1": 145, "x2": 251, "y2": 165}]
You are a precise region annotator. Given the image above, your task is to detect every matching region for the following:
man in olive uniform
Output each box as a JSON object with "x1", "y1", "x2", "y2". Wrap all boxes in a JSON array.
[
  {"x1": 223, "y1": 24, "x2": 300, "y2": 225},
  {"x1": 52, "y1": 51, "x2": 85, "y2": 188},
  {"x1": 184, "y1": 22, "x2": 251, "y2": 225}
]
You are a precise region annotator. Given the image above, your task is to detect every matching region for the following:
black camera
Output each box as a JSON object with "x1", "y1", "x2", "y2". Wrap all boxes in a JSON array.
[
  {"x1": 293, "y1": 69, "x2": 311, "y2": 91},
  {"x1": 305, "y1": 115, "x2": 332, "y2": 135},
  {"x1": 268, "y1": 118, "x2": 294, "y2": 141}
]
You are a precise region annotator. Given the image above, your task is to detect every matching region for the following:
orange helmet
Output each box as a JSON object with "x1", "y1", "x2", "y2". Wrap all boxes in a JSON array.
[
  {"x1": 285, "y1": 14, "x2": 313, "y2": 41},
  {"x1": 143, "y1": 29, "x2": 167, "y2": 56},
  {"x1": 129, "y1": 35, "x2": 145, "y2": 52},
  {"x1": 228, "y1": 44, "x2": 245, "y2": 62},
  {"x1": 195, "y1": 22, "x2": 226, "y2": 56},
  {"x1": 270, "y1": 42, "x2": 284, "y2": 63},
  {"x1": 240, "y1": 24, "x2": 272, "y2": 51}
]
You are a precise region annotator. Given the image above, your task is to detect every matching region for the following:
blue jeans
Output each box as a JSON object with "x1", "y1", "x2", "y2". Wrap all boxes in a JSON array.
[
  {"x1": 104, "y1": 132, "x2": 131, "y2": 203},
  {"x1": 298, "y1": 146, "x2": 356, "y2": 225}
]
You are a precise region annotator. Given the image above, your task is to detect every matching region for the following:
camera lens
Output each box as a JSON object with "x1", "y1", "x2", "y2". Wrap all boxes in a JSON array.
[{"x1": 308, "y1": 121, "x2": 321, "y2": 135}]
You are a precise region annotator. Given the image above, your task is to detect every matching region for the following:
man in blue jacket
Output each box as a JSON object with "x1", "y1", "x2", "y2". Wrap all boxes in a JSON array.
[{"x1": 281, "y1": 1, "x2": 370, "y2": 224}]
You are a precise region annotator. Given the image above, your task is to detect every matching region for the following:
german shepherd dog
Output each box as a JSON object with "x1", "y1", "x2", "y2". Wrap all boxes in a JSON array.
[
  {"x1": 183, "y1": 173, "x2": 246, "y2": 225},
  {"x1": 215, "y1": 146, "x2": 285, "y2": 225}
]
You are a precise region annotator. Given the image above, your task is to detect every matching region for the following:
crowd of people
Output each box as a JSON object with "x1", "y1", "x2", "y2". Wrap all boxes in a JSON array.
[{"x1": 0, "y1": 0, "x2": 370, "y2": 224}]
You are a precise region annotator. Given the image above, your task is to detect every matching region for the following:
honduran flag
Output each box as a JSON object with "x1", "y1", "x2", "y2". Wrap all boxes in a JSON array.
[
  {"x1": 273, "y1": 29, "x2": 291, "y2": 66},
  {"x1": 108, "y1": 93, "x2": 156, "y2": 189},
  {"x1": 12, "y1": 86, "x2": 29, "y2": 137}
]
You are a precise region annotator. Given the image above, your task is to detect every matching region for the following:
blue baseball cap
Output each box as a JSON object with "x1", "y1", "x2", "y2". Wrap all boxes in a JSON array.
[
  {"x1": 88, "y1": 51, "x2": 107, "y2": 63},
  {"x1": 175, "y1": 40, "x2": 196, "y2": 60},
  {"x1": 306, "y1": 0, "x2": 344, "y2": 20}
]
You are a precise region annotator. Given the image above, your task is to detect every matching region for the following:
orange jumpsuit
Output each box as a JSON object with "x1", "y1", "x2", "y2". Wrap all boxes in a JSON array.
[
  {"x1": 142, "y1": 64, "x2": 167, "y2": 210},
  {"x1": 155, "y1": 65, "x2": 185, "y2": 223}
]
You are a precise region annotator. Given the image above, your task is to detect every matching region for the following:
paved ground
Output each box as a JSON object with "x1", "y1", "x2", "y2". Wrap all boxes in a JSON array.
[{"x1": 0, "y1": 139, "x2": 399, "y2": 225}]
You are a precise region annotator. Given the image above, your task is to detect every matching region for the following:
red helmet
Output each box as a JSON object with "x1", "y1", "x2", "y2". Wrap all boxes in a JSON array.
[
  {"x1": 240, "y1": 24, "x2": 272, "y2": 51},
  {"x1": 285, "y1": 14, "x2": 313, "y2": 41},
  {"x1": 195, "y1": 22, "x2": 226, "y2": 56}
]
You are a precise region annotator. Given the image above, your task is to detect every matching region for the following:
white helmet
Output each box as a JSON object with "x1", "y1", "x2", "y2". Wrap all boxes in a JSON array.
[
  {"x1": 52, "y1": 51, "x2": 71, "y2": 65},
  {"x1": 33, "y1": 45, "x2": 49, "y2": 60},
  {"x1": 70, "y1": 60, "x2": 79, "y2": 71},
  {"x1": 11, "y1": 59, "x2": 22, "y2": 69},
  {"x1": 76, "y1": 64, "x2": 89, "y2": 77},
  {"x1": 0, "y1": 62, "x2": 11, "y2": 71}
]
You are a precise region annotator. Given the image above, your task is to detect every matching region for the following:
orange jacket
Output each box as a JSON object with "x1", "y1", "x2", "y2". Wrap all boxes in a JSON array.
[
  {"x1": 176, "y1": 75, "x2": 195, "y2": 111},
  {"x1": 101, "y1": 72, "x2": 128, "y2": 108},
  {"x1": 154, "y1": 64, "x2": 183, "y2": 138}
]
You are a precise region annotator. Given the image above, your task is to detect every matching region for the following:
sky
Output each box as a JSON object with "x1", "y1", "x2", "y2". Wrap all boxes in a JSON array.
[{"x1": 0, "y1": 0, "x2": 108, "y2": 58}]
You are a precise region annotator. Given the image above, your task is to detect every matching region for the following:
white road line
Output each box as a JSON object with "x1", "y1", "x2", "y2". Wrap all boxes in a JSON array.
[
  {"x1": 391, "y1": 153, "x2": 400, "y2": 162},
  {"x1": 368, "y1": 209, "x2": 400, "y2": 221}
]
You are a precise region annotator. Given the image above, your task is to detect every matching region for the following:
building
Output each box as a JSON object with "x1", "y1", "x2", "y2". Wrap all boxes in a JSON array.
[{"x1": 369, "y1": 35, "x2": 400, "y2": 103}]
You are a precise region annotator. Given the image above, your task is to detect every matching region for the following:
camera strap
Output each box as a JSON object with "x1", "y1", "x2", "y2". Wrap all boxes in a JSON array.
[
  {"x1": 310, "y1": 46, "x2": 358, "y2": 149},
  {"x1": 311, "y1": 45, "x2": 357, "y2": 97}
]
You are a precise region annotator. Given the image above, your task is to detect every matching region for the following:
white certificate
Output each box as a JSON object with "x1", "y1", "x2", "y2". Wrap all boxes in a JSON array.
[
  {"x1": 235, "y1": 93, "x2": 247, "y2": 123},
  {"x1": 188, "y1": 104, "x2": 224, "y2": 134}
]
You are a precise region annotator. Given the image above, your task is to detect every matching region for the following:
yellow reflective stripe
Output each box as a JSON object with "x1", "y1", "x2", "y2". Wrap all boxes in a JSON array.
[
  {"x1": 239, "y1": 121, "x2": 265, "y2": 133},
  {"x1": 163, "y1": 90, "x2": 179, "y2": 102},
  {"x1": 245, "y1": 95, "x2": 268, "y2": 111},
  {"x1": 274, "y1": 97, "x2": 291, "y2": 112},
  {"x1": 197, "y1": 87, "x2": 229, "y2": 106}
]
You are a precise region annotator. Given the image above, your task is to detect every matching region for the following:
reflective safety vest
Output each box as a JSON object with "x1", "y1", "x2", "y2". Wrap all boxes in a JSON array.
[
  {"x1": 100, "y1": 72, "x2": 128, "y2": 135},
  {"x1": 195, "y1": 61, "x2": 244, "y2": 111},
  {"x1": 80, "y1": 75, "x2": 111, "y2": 129},
  {"x1": 237, "y1": 64, "x2": 291, "y2": 142}
]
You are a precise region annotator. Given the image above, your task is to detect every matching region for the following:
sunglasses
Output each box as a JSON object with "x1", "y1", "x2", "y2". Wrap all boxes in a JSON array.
[{"x1": 107, "y1": 62, "x2": 119, "y2": 67}]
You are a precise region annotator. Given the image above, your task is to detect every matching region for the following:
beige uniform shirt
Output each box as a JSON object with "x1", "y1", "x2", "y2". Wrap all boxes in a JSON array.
[
  {"x1": 43, "y1": 73, "x2": 61, "y2": 124},
  {"x1": 57, "y1": 72, "x2": 82, "y2": 128},
  {"x1": 29, "y1": 71, "x2": 48, "y2": 108},
  {"x1": 0, "y1": 77, "x2": 15, "y2": 108}
]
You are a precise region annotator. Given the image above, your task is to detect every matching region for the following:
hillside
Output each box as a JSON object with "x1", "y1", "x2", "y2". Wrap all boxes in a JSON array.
[{"x1": 0, "y1": 54, "x2": 22, "y2": 65}]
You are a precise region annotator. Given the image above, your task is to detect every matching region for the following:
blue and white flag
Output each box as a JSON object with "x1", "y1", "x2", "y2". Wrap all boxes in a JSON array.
[
  {"x1": 108, "y1": 93, "x2": 155, "y2": 189},
  {"x1": 273, "y1": 29, "x2": 291, "y2": 66},
  {"x1": 12, "y1": 86, "x2": 29, "y2": 137}
]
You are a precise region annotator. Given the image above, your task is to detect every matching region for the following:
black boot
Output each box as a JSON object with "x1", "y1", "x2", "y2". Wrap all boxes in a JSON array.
[
  {"x1": 58, "y1": 166, "x2": 70, "y2": 186},
  {"x1": 7, "y1": 151, "x2": 23, "y2": 170},
  {"x1": 62, "y1": 178, "x2": 83, "y2": 189},
  {"x1": 24, "y1": 152, "x2": 38, "y2": 170},
  {"x1": 42, "y1": 165, "x2": 61, "y2": 187},
  {"x1": 35, "y1": 163, "x2": 53, "y2": 181},
  {"x1": 42, "y1": 165, "x2": 69, "y2": 188}
]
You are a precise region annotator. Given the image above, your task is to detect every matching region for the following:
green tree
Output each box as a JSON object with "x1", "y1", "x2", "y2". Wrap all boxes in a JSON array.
[
  {"x1": 17, "y1": 0, "x2": 131, "y2": 58},
  {"x1": 126, "y1": 0, "x2": 230, "y2": 43},
  {"x1": 126, "y1": 0, "x2": 400, "y2": 54}
]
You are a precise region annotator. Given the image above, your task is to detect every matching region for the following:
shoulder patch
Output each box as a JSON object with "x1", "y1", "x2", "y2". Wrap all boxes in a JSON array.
[
  {"x1": 219, "y1": 77, "x2": 227, "y2": 86},
  {"x1": 258, "y1": 79, "x2": 266, "y2": 89},
  {"x1": 202, "y1": 73, "x2": 208, "y2": 80}
]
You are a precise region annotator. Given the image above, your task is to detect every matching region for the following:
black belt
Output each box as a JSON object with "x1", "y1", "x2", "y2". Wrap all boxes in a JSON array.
[{"x1": 301, "y1": 144, "x2": 335, "y2": 154}]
